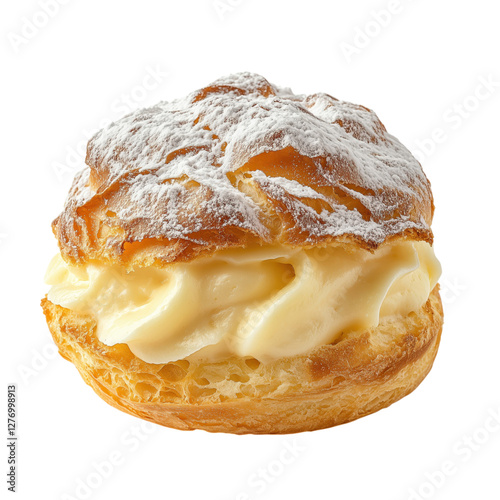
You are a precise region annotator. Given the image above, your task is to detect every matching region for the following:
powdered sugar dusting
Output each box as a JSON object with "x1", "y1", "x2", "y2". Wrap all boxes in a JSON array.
[{"x1": 54, "y1": 72, "x2": 433, "y2": 265}]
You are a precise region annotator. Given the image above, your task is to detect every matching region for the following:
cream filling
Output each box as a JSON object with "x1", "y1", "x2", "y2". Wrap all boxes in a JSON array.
[{"x1": 45, "y1": 241, "x2": 441, "y2": 363}]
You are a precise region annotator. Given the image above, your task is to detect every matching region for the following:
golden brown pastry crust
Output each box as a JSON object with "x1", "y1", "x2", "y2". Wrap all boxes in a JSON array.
[
  {"x1": 44, "y1": 73, "x2": 442, "y2": 433},
  {"x1": 41, "y1": 286, "x2": 443, "y2": 434},
  {"x1": 52, "y1": 73, "x2": 434, "y2": 270}
]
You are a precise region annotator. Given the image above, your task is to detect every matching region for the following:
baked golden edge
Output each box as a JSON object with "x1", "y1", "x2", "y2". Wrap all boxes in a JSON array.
[{"x1": 41, "y1": 286, "x2": 443, "y2": 434}]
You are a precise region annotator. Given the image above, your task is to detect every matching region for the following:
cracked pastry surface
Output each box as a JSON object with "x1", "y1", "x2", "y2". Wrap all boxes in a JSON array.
[{"x1": 53, "y1": 72, "x2": 434, "y2": 269}]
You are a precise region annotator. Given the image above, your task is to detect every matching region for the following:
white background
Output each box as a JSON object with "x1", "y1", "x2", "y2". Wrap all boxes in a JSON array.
[{"x1": 2, "y1": 0, "x2": 499, "y2": 499}]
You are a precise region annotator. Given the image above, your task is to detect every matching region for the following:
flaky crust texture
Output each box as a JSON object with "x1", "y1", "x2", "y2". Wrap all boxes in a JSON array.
[
  {"x1": 53, "y1": 73, "x2": 434, "y2": 269},
  {"x1": 41, "y1": 286, "x2": 443, "y2": 434}
]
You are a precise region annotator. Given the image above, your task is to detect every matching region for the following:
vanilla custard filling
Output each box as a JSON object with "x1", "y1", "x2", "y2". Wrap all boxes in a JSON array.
[{"x1": 45, "y1": 242, "x2": 441, "y2": 363}]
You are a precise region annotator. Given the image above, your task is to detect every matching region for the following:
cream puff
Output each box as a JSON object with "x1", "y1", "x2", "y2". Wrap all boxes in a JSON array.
[{"x1": 42, "y1": 72, "x2": 443, "y2": 434}]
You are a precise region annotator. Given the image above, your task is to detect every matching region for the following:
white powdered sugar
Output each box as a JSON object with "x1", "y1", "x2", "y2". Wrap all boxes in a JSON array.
[{"x1": 57, "y1": 72, "x2": 433, "y2": 261}]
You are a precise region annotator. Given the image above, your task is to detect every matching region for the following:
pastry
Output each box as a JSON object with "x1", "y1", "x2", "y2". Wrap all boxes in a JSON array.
[{"x1": 42, "y1": 72, "x2": 443, "y2": 434}]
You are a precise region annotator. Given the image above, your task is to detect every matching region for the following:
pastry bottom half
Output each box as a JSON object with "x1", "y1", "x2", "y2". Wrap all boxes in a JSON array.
[{"x1": 41, "y1": 286, "x2": 443, "y2": 434}]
